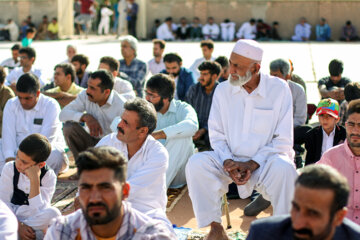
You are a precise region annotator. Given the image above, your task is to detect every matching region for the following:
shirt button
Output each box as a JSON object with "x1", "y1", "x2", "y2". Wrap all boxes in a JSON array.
[
  {"x1": 357, "y1": 171, "x2": 359, "y2": 173},
  {"x1": 357, "y1": 206, "x2": 359, "y2": 208},
  {"x1": 357, "y1": 189, "x2": 359, "y2": 192},
  {"x1": 356, "y1": 216, "x2": 359, "y2": 219}
]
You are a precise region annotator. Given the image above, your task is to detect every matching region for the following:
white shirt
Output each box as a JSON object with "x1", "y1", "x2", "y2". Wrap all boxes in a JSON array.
[
  {"x1": 59, "y1": 90, "x2": 126, "y2": 136},
  {"x1": 2, "y1": 94, "x2": 65, "y2": 160},
  {"x1": 0, "y1": 200, "x2": 18, "y2": 240},
  {"x1": 96, "y1": 133, "x2": 168, "y2": 214},
  {"x1": 220, "y1": 22, "x2": 236, "y2": 31},
  {"x1": 321, "y1": 127, "x2": 335, "y2": 156},
  {"x1": 189, "y1": 56, "x2": 215, "y2": 81},
  {"x1": 288, "y1": 80, "x2": 307, "y2": 127},
  {"x1": 3, "y1": 21, "x2": 19, "y2": 42},
  {"x1": 293, "y1": 23, "x2": 311, "y2": 40},
  {"x1": 236, "y1": 22, "x2": 256, "y2": 39},
  {"x1": 45, "y1": 202, "x2": 176, "y2": 240},
  {"x1": 156, "y1": 23, "x2": 175, "y2": 40},
  {"x1": 6, "y1": 66, "x2": 46, "y2": 87},
  {"x1": 113, "y1": 77, "x2": 135, "y2": 100},
  {"x1": 148, "y1": 58, "x2": 165, "y2": 75},
  {"x1": 202, "y1": 23, "x2": 220, "y2": 37},
  {"x1": 209, "y1": 73, "x2": 294, "y2": 166},
  {"x1": 0, "y1": 58, "x2": 20, "y2": 73},
  {"x1": 100, "y1": 6, "x2": 113, "y2": 19},
  {"x1": 0, "y1": 161, "x2": 56, "y2": 222}
]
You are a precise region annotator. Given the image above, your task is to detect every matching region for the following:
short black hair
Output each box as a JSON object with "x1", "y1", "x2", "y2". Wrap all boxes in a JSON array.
[
  {"x1": 0, "y1": 67, "x2": 6, "y2": 85},
  {"x1": 76, "y1": 146, "x2": 127, "y2": 182},
  {"x1": 346, "y1": 20, "x2": 352, "y2": 26},
  {"x1": 198, "y1": 61, "x2": 221, "y2": 76},
  {"x1": 296, "y1": 165, "x2": 349, "y2": 217},
  {"x1": 250, "y1": 18, "x2": 256, "y2": 23},
  {"x1": 273, "y1": 21, "x2": 279, "y2": 25},
  {"x1": 11, "y1": 44, "x2": 20, "y2": 51},
  {"x1": 19, "y1": 134, "x2": 51, "y2": 163},
  {"x1": 152, "y1": 39, "x2": 166, "y2": 49},
  {"x1": 165, "y1": 17, "x2": 172, "y2": 22},
  {"x1": 214, "y1": 56, "x2": 229, "y2": 69},
  {"x1": 16, "y1": 73, "x2": 40, "y2": 94},
  {"x1": 71, "y1": 54, "x2": 90, "y2": 67},
  {"x1": 124, "y1": 98, "x2": 157, "y2": 134},
  {"x1": 328, "y1": 59, "x2": 344, "y2": 76},
  {"x1": 146, "y1": 73, "x2": 175, "y2": 101},
  {"x1": 344, "y1": 82, "x2": 360, "y2": 103},
  {"x1": 200, "y1": 39, "x2": 214, "y2": 49},
  {"x1": 100, "y1": 56, "x2": 119, "y2": 72},
  {"x1": 89, "y1": 69, "x2": 114, "y2": 91},
  {"x1": 163, "y1": 53, "x2": 182, "y2": 64},
  {"x1": 347, "y1": 99, "x2": 360, "y2": 117},
  {"x1": 54, "y1": 63, "x2": 76, "y2": 82},
  {"x1": 19, "y1": 47, "x2": 36, "y2": 59},
  {"x1": 26, "y1": 27, "x2": 36, "y2": 34}
]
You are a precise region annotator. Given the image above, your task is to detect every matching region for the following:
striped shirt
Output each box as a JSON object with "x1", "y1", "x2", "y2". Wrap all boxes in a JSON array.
[{"x1": 185, "y1": 81, "x2": 218, "y2": 130}]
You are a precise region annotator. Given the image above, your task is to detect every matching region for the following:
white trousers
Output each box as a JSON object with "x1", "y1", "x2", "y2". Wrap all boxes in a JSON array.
[
  {"x1": 165, "y1": 137, "x2": 194, "y2": 188},
  {"x1": 185, "y1": 151, "x2": 298, "y2": 228},
  {"x1": 15, "y1": 206, "x2": 61, "y2": 230},
  {"x1": 221, "y1": 28, "x2": 235, "y2": 41},
  {"x1": 98, "y1": 18, "x2": 110, "y2": 35}
]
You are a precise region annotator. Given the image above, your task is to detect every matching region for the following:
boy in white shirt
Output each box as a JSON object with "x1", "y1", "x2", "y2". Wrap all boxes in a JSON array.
[{"x1": 0, "y1": 134, "x2": 60, "y2": 239}]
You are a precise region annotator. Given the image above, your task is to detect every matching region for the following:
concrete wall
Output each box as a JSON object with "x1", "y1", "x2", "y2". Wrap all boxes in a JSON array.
[
  {"x1": 0, "y1": 0, "x2": 73, "y2": 38},
  {"x1": 144, "y1": 0, "x2": 360, "y2": 40}
]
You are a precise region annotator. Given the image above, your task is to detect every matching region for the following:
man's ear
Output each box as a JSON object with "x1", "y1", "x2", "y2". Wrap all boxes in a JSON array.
[
  {"x1": 332, "y1": 208, "x2": 347, "y2": 227},
  {"x1": 36, "y1": 90, "x2": 40, "y2": 98},
  {"x1": 104, "y1": 88, "x2": 111, "y2": 96},
  {"x1": 179, "y1": 61, "x2": 183, "y2": 67},
  {"x1": 122, "y1": 182, "x2": 130, "y2": 199},
  {"x1": 38, "y1": 162, "x2": 46, "y2": 169}
]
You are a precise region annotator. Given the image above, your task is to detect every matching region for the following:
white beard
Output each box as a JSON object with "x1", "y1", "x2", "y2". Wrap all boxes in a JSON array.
[{"x1": 229, "y1": 70, "x2": 253, "y2": 86}]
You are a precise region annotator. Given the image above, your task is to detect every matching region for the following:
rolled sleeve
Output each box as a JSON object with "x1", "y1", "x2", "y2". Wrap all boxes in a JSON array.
[{"x1": 59, "y1": 91, "x2": 87, "y2": 122}]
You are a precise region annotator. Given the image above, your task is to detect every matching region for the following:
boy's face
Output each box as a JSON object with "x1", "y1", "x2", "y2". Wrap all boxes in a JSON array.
[
  {"x1": 318, "y1": 114, "x2": 339, "y2": 133},
  {"x1": 15, "y1": 150, "x2": 41, "y2": 174}
]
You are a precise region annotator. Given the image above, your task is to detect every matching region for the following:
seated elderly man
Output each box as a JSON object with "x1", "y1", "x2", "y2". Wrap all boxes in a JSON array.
[
  {"x1": 60, "y1": 70, "x2": 126, "y2": 160},
  {"x1": 292, "y1": 17, "x2": 311, "y2": 41},
  {"x1": 119, "y1": 35, "x2": 147, "y2": 97},
  {"x1": 1, "y1": 73, "x2": 68, "y2": 175},
  {"x1": 96, "y1": 98, "x2": 171, "y2": 229},
  {"x1": 145, "y1": 74, "x2": 198, "y2": 188},
  {"x1": 186, "y1": 39, "x2": 298, "y2": 240}
]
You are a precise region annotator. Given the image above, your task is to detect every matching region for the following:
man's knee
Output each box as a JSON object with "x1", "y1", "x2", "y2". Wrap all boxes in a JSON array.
[
  {"x1": 270, "y1": 157, "x2": 297, "y2": 178},
  {"x1": 62, "y1": 121, "x2": 79, "y2": 137}
]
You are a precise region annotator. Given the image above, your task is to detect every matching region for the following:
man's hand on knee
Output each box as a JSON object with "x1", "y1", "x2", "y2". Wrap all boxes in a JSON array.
[
  {"x1": 80, "y1": 114, "x2": 103, "y2": 137},
  {"x1": 223, "y1": 159, "x2": 259, "y2": 185}
]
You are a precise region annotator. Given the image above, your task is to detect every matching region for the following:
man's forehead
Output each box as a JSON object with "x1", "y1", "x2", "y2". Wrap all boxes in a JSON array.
[
  {"x1": 79, "y1": 168, "x2": 116, "y2": 183},
  {"x1": 230, "y1": 52, "x2": 257, "y2": 64},
  {"x1": 294, "y1": 184, "x2": 334, "y2": 210},
  {"x1": 88, "y1": 78, "x2": 101, "y2": 85},
  {"x1": 165, "y1": 61, "x2": 179, "y2": 67},
  {"x1": 347, "y1": 112, "x2": 360, "y2": 122}
]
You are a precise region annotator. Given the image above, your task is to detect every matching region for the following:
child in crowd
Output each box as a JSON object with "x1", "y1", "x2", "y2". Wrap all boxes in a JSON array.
[
  {"x1": 0, "y1": 134, "x2": 60, "y2": 239},
  {"x1": 304, "y1": 98, "x2": 346, "y2": 165},
  {"x1": 22, "y1": 27, "x2": 36, "y2": 47}
]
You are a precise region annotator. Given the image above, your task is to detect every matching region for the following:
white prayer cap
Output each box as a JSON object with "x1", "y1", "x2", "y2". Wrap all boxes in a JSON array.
[{"x1": 231, "y1": 39, "x2": 263, "y2": 61}]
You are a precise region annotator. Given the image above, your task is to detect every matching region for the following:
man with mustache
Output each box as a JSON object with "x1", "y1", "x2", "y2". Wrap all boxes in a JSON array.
[
  {"x1": 60, "y1": 70, "x2": 126, "y2": 159},
  {"x1": 317, "y1": 99, "x2": 360, "y2": 225},
  {"x1": 44, "y1": 146, "x2": 176, "y2": 239},
  {"x1": 247, "y1": 164, "x2": 360, "y2": 240},
  {"x1": 95, "y1": 98, "x2": 173, "y2": 230},
  {"x1": 145, "y1": 74, "x2": 198, "y2": 188},
  {"x1": 186, "y1": 39, "x2": 297, "y2": 240},
  {"x1": 161, "y1": 53, "x2": 195, "y2": 101}
]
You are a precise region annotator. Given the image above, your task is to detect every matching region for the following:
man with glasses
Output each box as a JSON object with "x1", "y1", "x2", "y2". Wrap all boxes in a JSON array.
[
  {"x1": 6, "y1": 47, "x2": 45, "y2": 92},
  {"x1": 145, "y1": 74, "x2": 198, "y2": 189},
  {"x1": 318, "y1": 98, "x2": 360, "y2": 225}
]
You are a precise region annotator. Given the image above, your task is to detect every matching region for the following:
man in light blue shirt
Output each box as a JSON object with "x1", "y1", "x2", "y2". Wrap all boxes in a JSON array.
[{"x1": 145, "y1": 74, "x2": 198, "y2": 188}]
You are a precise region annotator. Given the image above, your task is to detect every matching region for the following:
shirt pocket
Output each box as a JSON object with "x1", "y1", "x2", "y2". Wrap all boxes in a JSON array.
[{"x1": 250, "y1": 109, "x2": 274, "y2": 136}]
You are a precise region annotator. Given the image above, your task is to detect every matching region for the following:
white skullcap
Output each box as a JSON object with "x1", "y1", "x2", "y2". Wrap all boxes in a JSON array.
[{"x1": 232, "y1": 39, "x2": 263, "y2": 61}]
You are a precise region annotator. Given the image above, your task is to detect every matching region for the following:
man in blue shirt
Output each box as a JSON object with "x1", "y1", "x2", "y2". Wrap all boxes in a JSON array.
[
  {"x1": 186, "y1": 61, "x2": 221, "y2": 151},
  {"x1": 161, "y1": 53, "x2": 195, "y2": 101},
  {"x1": 145, "y1": 74, "x2": 198, "y2": 188}
]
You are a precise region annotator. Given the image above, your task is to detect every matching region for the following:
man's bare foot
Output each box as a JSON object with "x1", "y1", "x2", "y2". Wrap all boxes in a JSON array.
[{"x1": 204, "y1": 222, "x2": 229, "y2": 240}]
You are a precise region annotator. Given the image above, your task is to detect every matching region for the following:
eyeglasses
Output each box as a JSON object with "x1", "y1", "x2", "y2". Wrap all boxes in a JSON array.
[{"x1": 145, "y1": 90, "x2": 160, "y2": 100}]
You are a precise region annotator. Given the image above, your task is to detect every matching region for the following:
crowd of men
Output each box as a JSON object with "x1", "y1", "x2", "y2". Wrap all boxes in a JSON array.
[{"x1": 0, "y1": 35, "x2": 360, "y2": 240}]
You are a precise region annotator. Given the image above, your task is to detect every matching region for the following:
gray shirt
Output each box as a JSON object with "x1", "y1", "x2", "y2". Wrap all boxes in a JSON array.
[{"x1": 288, "y1": 80, "x2": 307, "y2": 127}]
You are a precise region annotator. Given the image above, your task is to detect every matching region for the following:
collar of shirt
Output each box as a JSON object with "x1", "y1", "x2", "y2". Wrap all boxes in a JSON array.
[
  {"x1": 104, "y1": 91, "x2": 115, "y2": 106},
  {"x1": 231, "y1": 72, "x2": 267, "y2": 98},
  {"x1": 201, "y1": 81, "x2": 218, "y2": 94},
  {"x1": 30, "y1": 94, "x2": 43, "y2": 112},
  {"x1": 344, "y1": 139, "x2": 360, "y2": 160},
  {"x1": 322, "y1": 125, "x2": 336, "y2": 138},
  {"x1": 114, "y1": 133, "x2": 153, "y2": 161},
  {"x1": 165, "y1": 99, "x2": 177, "y2": 114}
]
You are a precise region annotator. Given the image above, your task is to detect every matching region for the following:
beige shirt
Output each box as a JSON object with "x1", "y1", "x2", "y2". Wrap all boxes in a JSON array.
[{"x1": 0, "y1": 85, "x2": 15, "y2": 138}]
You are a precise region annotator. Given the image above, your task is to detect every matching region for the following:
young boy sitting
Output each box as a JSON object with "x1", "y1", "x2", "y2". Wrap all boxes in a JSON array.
[
  {"x1": 0, "y1": 134, "x2": 60, "y2": 239},
  {"x1": 304, "y1": 98, "x2": 346, "y2": 165}
]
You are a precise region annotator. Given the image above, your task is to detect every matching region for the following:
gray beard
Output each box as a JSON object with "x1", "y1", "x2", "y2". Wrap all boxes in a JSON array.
[{"x1": 229, "y1": 70, "x2": 252, "y2": 86}]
